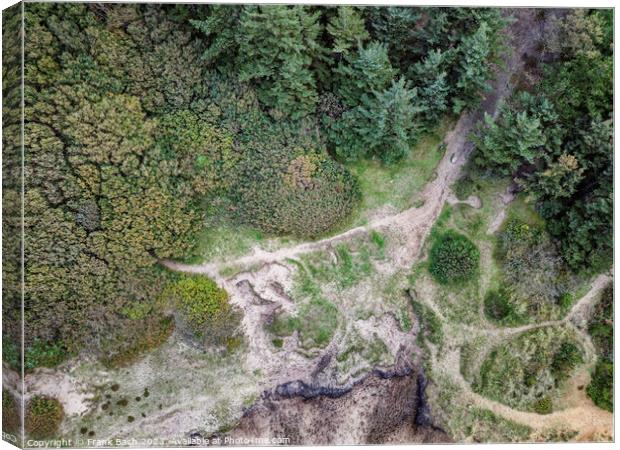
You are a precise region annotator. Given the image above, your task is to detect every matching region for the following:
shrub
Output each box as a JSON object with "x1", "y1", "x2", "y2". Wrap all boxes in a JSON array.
[
  {"x1": 25, "y1": 340, "x2": 68, "y2": 371},
  {"x1": 165, "y1": 275, "x2": 242, "y2": 348},
  {"x1": 2, "y1": 338, "x2": 19, "y2": 370},
  {"x1": 453, "y1": 175, "x2": 476, "y2": 200},
  {"x1": 101, "y1": 316, "x2": 175, "y2": 368},
  {"x1": 533, "y1": 396, "x2": 553, "y2": 415},
  {"x1": 587, "y1": 358, "x2": 613, "y2": 412},
  {"x1": 483, "y1": 288, "x2": 525, "y2": 326},
  {"x1": 551, "y1": 341, "x2": 583, "y2": 380},
  {"x1": 237, "y1": 153, "x2": 360, "y2": 238},
  {"x1": 428, "y1": 230, "x2": 479, "y2": 284},
  {"x1": 169, "y1": 276, "x2": 229, "y2": 333},
  {"x1": 496, "y1": 218, "x2": 580, "y2": 321},
  {"x1": 588, "y1": 283, "x2": 613, "y2": 359},
  {"x1": 2, "y1": 389, "x2": 20, "y2": 434},
  {"x1": 25, "y1": 396, "x2": 64, "y2": 439},
  {"x1": 474, "y1": 327, "x2": 583, "y2": 412}
]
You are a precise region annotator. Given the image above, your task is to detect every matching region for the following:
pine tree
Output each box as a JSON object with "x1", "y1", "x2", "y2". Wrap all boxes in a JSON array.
[
  {"x1": 331, "y1": 78, "x2": 421, "y2": 163},
  {"x1": 190, "y1": 5, "x2": 242, "y2": 66},
  {"x1": 334, "y1": 41, "x2": 396, "y2": 107},
  {"x1": 409, "y1": 49, "x2": 453, "y2": 126},
  {"x1": 236, "y1": 5, "x2": 322, "y2": 119},
  {"x1": 326, "y1": 6, "x2": 369, "y2": 57},
  {"x1": 454, "y1": 22, "x2": 492, "y2": 113},
  {"x1": 365, "y1": 6, "x2": 421, "y2": 69},
  {"x1": 363, "y1": 77, "x2": 423, "y2": 163}
]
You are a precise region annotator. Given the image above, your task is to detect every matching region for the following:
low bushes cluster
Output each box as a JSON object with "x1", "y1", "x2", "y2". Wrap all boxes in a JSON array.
[
  {"x1": 483, "y1": 288, "x2": 525, "y2": 326},
  {"x1": 586, "y1": 283, "x2": 613, "y2": 412},
  {"x1": 24, "y1": 340, "x2": 68, "y2": 371},
  {"x1": 2, "y1": 389, "x2": 20, "y2": 434},
  {"x1": 550, "y1": 342, "x2": 583, "y2": 379},
  {"x1": 495, "y1": 218, "x2": 580, "y2": 321},
  {"x1": 269, "y1": 297, "x2": 339, "y2": 349},
  {"x1": 25, "y1": 396, "x2": 63, "y2": 439},
  {"x1": 429, "y1": 230, "x2": 479, "y2": 285},
  {"x1": 165, "y1": 275, "x2": 242, "y2": 349},
  {"x1": 474, "y1": 327, "x2": 584, "y2": 412},
  {"x1": 587, "y1": 359, "x2": 613, "y2": 412},
  {"x1": 101, "y1": 316, "x2": 175, "y2": 368},
  {"x1": 533, "y1": 396, "x2": 553, "y2": 415}
]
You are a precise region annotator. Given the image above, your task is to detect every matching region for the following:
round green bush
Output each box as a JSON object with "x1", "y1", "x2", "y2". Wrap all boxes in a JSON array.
[
  {"x1": 166, "y1": 275, "x2": 242, "y2": 349},
  {"x1": 169, "y1": 276, "x2": 230, "y2": 332},
  {"x1": 429, "y1": 230, "x2": 480, "y2": 284},
  {"x1": 25, "y1": 396, "x2": 64, "y2": 439},
  {"x1": 533, "y1": 396, "x2": 553, "y2": 415}
]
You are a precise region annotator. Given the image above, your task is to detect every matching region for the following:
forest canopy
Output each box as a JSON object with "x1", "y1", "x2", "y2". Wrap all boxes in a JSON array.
[{"x1": 1, "y1": 4, "x2": 612, "y2": 370}]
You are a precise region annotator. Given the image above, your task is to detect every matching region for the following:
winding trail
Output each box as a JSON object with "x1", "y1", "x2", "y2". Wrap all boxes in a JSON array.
[
  {"x1": 431, "y1": 272, "x2": 613, "y2": 441},
  {"x1": 161, "y1": 107, "x2": 478, "y2": 279},
  {"x1": 160, "y1": 9, "x2": 612, "y2": 442}
]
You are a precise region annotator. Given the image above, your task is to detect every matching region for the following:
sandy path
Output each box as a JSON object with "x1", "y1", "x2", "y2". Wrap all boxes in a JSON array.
[
  {"x1": 432, "y1": 273, "x2": 613, "y2": 441},
  {"x1": 159, "y1": 9, "x2": 613, "y2": 442},
  {"x1": 161, "y1": 8, "x2": 548, "y2": 279},
  {"x1": 160, "y1": 69, "x2": 488, "y2": 279}
]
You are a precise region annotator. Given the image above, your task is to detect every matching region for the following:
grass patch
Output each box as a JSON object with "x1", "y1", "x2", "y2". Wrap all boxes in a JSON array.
[
  {"x1": 2, "y1": 389, "x2": 19, "y2": 434},
  {"x1": 410, "y1": 297, "x2": 443, "y2": 346},
  {"x1": 474, "y1": 327, "x2": 584, "y2": 412},
  {"x1": 433, "y1": 375, "x2": 532, "y2": 443},
  {"x1": 299, "y1": 237, "x2": 383, "y2": 291},
  {"x1": 336, "y1": 332, "x2": 389, "y2": 367},
  {"x1": 459, "y1": 336, "x2": 488, "y2": 383},
  {"x1": 269, "y1": 297, "x2": 339, "y2": 350},
  {"x1": 345, "y1": 119, "x2": 452, "y2": 227},
  {"x1": 504, "y1": 195, "x2": 546, "y2": 229},
  {"x1": 183, "y1": 223, "x2": 267, "y2": 264}
]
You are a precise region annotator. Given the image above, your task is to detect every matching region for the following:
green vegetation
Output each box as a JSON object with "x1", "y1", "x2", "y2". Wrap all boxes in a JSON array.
[
  {"x1": 433, "y1": 376, "x2": 532, "y2": 442},
  {"x1": 483, "y1": 288, "x2": 524, "y2": 326},
  {"x1": 2, "y1": 389, "x2": 19, "y2": 434},
  {"x1": 269, "y1": 297, "x2": 339, "y2": 349},
  {"x1": 471, "y1": 9, "x2": 613, "y2": 270},
  {"x1": 588, "y1": 359, "x2": 613, "y2": 412},
  {"x1": 533, "y1": 396, "x2": 553, "y2": 415},
  {"x1": 588, "y1": 283, "x2": 613, "y2": 360},
  {"x1": 474, "y1": 327, "x2": 584, "y2": 412},
  {"x1": 346, "y1": 120, "x2": 449, "y2": 225},
  {"x1": 494, "y1": 214, "x2": 581, "y2": 322},
  {"x1": 587, "y1": 283, "x2": 613, "y2": 412},
  {"x1": 25, "y1": 396, "x2": 64, "y2": 439},
  {"x1": 101, "y1": 316, "x2": 175, "y2": 368},
  {"x1": 164, "y1": 275, "x2": 241, "y2": 349},
  {"x1": 410, "y1": 298, "x2": 443, "y2": 346},
  {"x1": 429, "y1": 230, "x2": 480, "y2": 285},
  {"x1": 2, "y1": 338, "x2": 19, "y2": 370},
  {"x1": 299, "y1": 238, "x2": 384, "y2": 291},
  {"x1": 4, "y1": 2, "x2": 512, "y2": 370},
  {"x1": 335, "y1": 332, "x2": 391, "y2": 374},
  {"x1": 25, "y1": 340, "x2": 69, "y2": 371}
]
